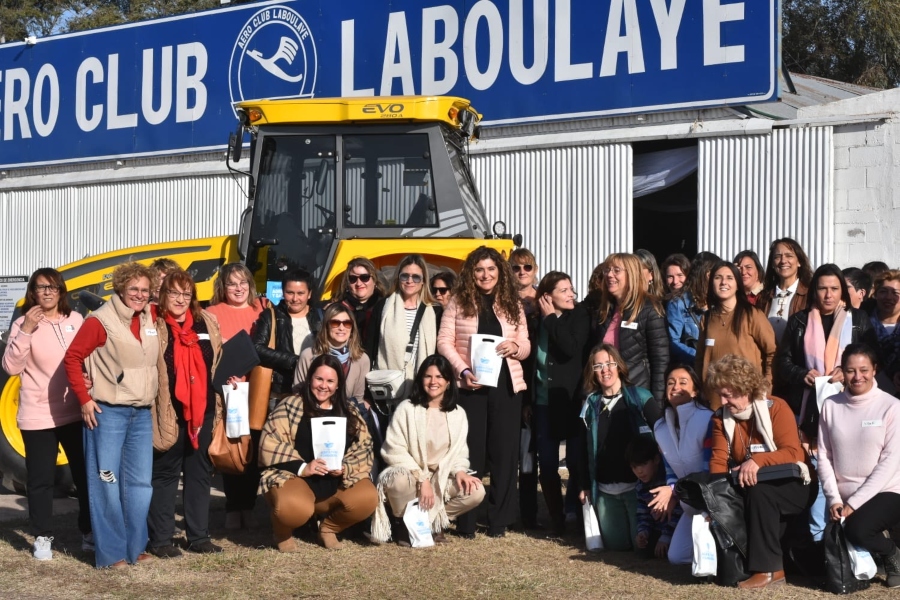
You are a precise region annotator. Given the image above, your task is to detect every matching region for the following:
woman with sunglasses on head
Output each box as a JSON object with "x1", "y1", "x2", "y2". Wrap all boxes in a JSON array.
[
  {"x1": 333, "y1": 258, "x2": 386, "y2": 342},
  {"x1": 696, "y1": 262, "x2": 776, "y2": 408},
  {"x1": 64, "y1": 262, "x2": 159, "y2": 568},
  {"x1": 437, "y1": 246, "x2": 530, "y2": 538},
  {"x1": 365, "y1": 254, "x2": 438, "y2": 400},
  {"x1": 3, "y1": 269, "x2": 90, "y2": 561},
  {"x1": 759, "y1": 238, "x2": 814, "y2": 341},
  {"x1": 578, "y1": 344, "x2": 662, "y2": 551},
  {"x1": 146, "y1": 270, "x2": 224, "y2": 557},
  {"x1": 206, "y1": 263, "x2": 269, "y2": 530}
]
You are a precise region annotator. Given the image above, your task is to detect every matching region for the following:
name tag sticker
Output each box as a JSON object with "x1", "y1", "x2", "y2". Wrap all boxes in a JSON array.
[
  {"x1": 145, "y1": 328, "x2": 158, "y2": 337},
  {"x1": 620, "y1": 321, "x2": 638, "y2": 330},
  {"x1": 750, "y1": 444, "x2": 767, "y2": 454},
  {"x1": 64, "y1": 325, "x2": 75, "y2": 333},
  {"x1": 639, "y1": 426, "x2": 652, "y2": 435},
  {"x1": 862, "y1": 420, "x2": 883, "y2": 428},
  {"x1": 705, "y1": 338, "x2": 716, "y2": 347},
  {"x1": 198, "y1": 333, "x2": 210, "y2": 340}
]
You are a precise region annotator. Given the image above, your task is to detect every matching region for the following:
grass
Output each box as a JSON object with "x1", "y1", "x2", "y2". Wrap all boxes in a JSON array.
[{"x1": 0, "y1": 486, "x2": 895, "y2": 599}]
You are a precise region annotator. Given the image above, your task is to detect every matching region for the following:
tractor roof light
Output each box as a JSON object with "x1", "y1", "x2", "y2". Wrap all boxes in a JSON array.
[
  {"x1": 492, "y1": 221, "x2": 507, "y2": 238},
  {"x1": 247, "y1": 108, "x2": 263, "y2": 123}
]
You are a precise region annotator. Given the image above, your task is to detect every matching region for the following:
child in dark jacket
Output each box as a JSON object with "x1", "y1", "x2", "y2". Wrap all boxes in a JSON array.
[{"x1": 627, "y1": 437, "x2": 683, "y2": 559}]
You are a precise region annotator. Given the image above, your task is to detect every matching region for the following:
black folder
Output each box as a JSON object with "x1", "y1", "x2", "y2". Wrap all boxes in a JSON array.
[{"x1": 211, "y1": 329, "x2": 261, "y2": 390}]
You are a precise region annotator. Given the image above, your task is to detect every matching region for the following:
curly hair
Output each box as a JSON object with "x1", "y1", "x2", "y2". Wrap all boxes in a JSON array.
[
  {"x1": 595, "y1": 253, "x2": 663, "y2": 325},
  {"x1": 705, "y1": 354, "x2": 769, "y2": 401},
  {"x1": 24, "y1": 268, "x2": 71, "y2": 316},
  {"x1": 453, "y1": 246, "x2": 522, "y2": 324},
  {"x1": 582, "y1": 343, "x2": 633, "y2": 395},
  {"x1": 334, "y1": 257, "x2": 387, "y2": 303},
  {"x1": 112, "y1": 262, "x2": 156, "y2": 297},
  {"x1": 312, "y1": 303, "x2": 365, "y2": 361},
  {"x1": 210, "y1": 263, "x2": 262, "y2": 309},
  {"x1": 763, "y1": 237, "x2": 813, "y2": 291},
  {"x1": 389, "y1": 254, "x2": 434, "y2": 305},
  {"x1": 686, "y1": 252, "x2": 722, "y2": 309},
  {"x1": 158, "y1": 269, "x2": 203, "y2": 321}
]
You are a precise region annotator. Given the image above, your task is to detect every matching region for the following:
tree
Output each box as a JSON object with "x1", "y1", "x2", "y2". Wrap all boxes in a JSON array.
[
  {"x1": 0, "y1": 0, "x2": 69, "y2": 43},
  {"x1": 783, "y1": 0, "x2": 900, "y2": 89}
]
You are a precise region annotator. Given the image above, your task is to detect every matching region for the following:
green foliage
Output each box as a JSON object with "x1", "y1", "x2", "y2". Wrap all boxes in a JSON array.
[
  {"x1": 0, "y1": 0, "x2": 69, "y2": 42},
  {"x1": 783, "y1": 0, "x2": 900, "y2": 88}
]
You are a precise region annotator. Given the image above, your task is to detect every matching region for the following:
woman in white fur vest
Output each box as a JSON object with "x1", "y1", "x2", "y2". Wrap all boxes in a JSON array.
[{"x1": 372, "y1": 355, "x2": 484, "y2": 545}]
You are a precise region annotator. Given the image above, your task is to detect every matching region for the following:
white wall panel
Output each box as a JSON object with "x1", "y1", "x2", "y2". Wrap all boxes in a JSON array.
[
  {"x1": 698, "y1": 127, "x2": 833, "y2": 268},
  {"x1": 0, "y1": 175, "x2": 245, "y2": 275},
  {"x1": 471, "y1": 144, "x2": 633, "y2": 295}
]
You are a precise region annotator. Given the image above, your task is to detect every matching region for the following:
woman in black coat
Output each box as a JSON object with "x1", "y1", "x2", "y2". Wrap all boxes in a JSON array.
[
  {"x1": 531, "y1": 271, "x2": 590, "y2": 534},
  {"x1": 588, "y1": 253, "x2": 669, "y2": 404}
]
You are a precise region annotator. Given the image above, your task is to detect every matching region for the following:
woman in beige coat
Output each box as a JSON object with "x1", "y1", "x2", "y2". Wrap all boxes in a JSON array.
[{"x1": 437, "y1": 246, "x2": 530, "y2": 538}]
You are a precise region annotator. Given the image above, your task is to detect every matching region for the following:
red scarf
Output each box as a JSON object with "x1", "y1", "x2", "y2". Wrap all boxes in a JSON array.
[{"x1": 165, "y1": 311, "x2": 208, "y2": 450}]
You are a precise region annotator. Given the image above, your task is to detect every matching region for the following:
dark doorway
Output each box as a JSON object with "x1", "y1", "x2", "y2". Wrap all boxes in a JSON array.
[{"x1": 632, "y1": 139, "x2": 698, "y2": 265}]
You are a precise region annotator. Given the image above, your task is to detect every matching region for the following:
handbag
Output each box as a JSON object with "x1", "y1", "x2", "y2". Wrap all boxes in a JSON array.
[
  {"x1": 208, "y1": 416, "x2": 254, "y2": 475},
  {"x1": 823, "y1": 520, "x2": 871, "y2": 594},
  {"x1": 366, "y1": 304, "x2": 427, "y2": 401},
  {"x1": 248, "y1": 305, "x2": 276, "y2": 430}
]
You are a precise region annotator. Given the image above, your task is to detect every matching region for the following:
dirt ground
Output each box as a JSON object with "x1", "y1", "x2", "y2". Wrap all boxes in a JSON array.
[{"x1": 0, "y1": 475, "x2": 894, "y2": 599}]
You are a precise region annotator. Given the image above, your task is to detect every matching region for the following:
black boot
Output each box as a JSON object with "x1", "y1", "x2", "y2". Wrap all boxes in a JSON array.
[
  {"x1": 539, "y1": 472, "x2": 566, "y2": 536},
  {"x1": 882, "y1": 545, "x2": 900, "y2": 588},
  {"x1": 390, "y1": 516, "x2": 411, "y2": 548}
]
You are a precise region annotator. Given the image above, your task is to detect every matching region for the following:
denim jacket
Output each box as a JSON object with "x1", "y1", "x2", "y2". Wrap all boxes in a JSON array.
[{"x1": 666, "y1": 293, "x2": 703, "y2": 364}]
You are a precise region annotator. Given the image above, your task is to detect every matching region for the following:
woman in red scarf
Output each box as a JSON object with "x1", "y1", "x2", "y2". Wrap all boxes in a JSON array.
[{"x1": 146, "y1": 270, "x2": 225, "y2": 557}]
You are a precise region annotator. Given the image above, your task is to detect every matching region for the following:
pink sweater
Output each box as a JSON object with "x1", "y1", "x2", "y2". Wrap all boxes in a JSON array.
[
  {"x1": 436, "y1": 297, "x2": 531, "y2": 393},
  {"x1": 2, "y1": 311, "x2": 84, "y2": 430},
  {"x1": 817, "y1": 383, "x2": 900, "y2": 510}
]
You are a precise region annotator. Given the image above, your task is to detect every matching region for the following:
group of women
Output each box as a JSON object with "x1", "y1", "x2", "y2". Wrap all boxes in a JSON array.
[{"x1": 4, "y1": 239, "x2": 900, "y2": 591}]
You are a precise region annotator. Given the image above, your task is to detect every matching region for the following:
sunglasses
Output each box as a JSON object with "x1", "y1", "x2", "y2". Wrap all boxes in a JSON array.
[
  {"x1": 328, "y1": 319, "x2": 353, "y2": 329},
  {"x1": 511, "y1": 264, "x2": 534, "y2": 273},
  {"x1": 431, "y1": 287, "x2": 450, "y2": 295},
  {"x1": 399, "y1": 273, "x2": 423, "y2": 284},
  {"x1": 348, "y1": 273, "x2": 372, "y2": 284}
]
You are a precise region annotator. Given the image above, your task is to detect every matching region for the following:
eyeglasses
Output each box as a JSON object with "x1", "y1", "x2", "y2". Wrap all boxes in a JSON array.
[
  {"x1": 348, "y1": 273, "x2": 372, "y2": 285},
  {"x1": 602, "y1": 266, "x2": 624, "y2": 276},
  {"x1": 225, "y1": 280, "x2": 249, "y2": 289},
  {"x1": 329, "y1": 319, "x2": 353, "y2": 330},
  {"x1": 126, "y1": 287, "x2": 151, "y2": 297},
  {"x1": 165, "y1": 290, "x2": 193, "y2": 300},
  {"x1": 399, "y1": 273, "x2": 423, "y2": 284},
  {"x1": 511, "y1": 264, "x2": 534, "y2": 273},
  {"x1": 431, "y1": 287, "x2": 450, "y2": 295},
  {"x1": 592, "y1": 362, "x2": 617, "y2": 371},
  {"x1": 35, "y1": 284, "x2": 60, "y2": 294}
]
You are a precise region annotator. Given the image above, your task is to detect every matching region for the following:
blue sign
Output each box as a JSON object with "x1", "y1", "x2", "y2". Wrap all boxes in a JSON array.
[{"x1": 0, "y1": 0, "x2": 779, "y2": 168}]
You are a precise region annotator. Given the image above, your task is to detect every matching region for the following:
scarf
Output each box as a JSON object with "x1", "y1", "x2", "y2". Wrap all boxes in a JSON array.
[
  {"x1": 722, "y1": 399, "x2": 810, "y2": 484},
  {"x1": 329, "y1": 345, "x2": 351, "y2": 376},
  {"x1": 870, "y1": 311, "x2": 900, "y2": 377},
  {"x1": 164, "y1": 311, "x2": 208, "y2": 450},
  {"x1": 800, "y1": 307, "x2": 852, "y2": 421}
]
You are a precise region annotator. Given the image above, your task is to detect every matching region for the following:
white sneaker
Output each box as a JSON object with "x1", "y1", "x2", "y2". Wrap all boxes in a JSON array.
[
  {"x1": 82, "y1": 533, "x2": 95, "y2": 552},
  {"x1": 33, "y1": 536, "x2": 53, "y2": 560}
]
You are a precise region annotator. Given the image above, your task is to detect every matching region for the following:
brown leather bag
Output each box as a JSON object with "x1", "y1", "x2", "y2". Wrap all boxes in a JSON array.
[
  {"x1": 208, "y1": 418, "x2": 254, "y2": 475},
  {"x1": 248, "y1": 305, "x2": 276, "y2": 430}
]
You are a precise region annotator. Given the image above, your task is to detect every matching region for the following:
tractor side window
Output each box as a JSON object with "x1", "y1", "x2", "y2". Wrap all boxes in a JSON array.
[
  {"x1": 343, "y1": 134, "x2": 438, "y2": 228},
  {"x1": 250, "y1": 135, "x2": 337, "y2": 287}
]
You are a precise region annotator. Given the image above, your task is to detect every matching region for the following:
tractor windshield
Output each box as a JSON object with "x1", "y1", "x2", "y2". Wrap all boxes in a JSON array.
[{"x1": 249, "y1": 134, "x2": 337, "y2": 285}]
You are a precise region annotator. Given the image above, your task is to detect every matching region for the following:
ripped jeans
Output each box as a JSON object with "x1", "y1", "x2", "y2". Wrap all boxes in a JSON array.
[{"x1": 83, "y1": 402, "x2": 153, "y2": 568}]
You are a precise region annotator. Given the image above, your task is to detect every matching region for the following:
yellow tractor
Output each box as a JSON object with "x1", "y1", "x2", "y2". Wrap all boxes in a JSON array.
[{"x1": 0, "y1": 96, "x2": 516, "y2": 491}]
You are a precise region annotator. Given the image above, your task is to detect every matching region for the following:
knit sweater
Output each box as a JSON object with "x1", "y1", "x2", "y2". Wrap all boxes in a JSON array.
[
  {"x1": 817, "y1": 383, "x2": 900, "y2": 510},
  {"x1": 205, "y1": 302, "x2": 264, "y2": 341},
  {"x1": 3, "y1": 311, "x2": 84, "y2": 430},
  {"x1": 293, "y1": 347, "x2": 371, "y2": 401}
]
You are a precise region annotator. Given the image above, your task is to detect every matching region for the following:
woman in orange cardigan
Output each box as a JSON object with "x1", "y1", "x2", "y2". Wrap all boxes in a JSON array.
[{"x1": 437, "y1": 246, "x2": 530, "y2": 538}]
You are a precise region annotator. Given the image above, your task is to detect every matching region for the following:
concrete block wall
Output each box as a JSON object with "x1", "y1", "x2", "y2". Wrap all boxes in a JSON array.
[{"x1": 831, "y1": 120, "x2": 900, "y2": 267}]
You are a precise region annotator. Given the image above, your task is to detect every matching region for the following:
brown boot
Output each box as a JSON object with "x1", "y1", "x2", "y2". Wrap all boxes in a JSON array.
[
  {"x1": 275, "y1": 537, "x2": 301, "y2": 553},
  {"x1": 318, "y1": 521, "x2": 343, "y2": 550},
  {"x1": 737, "y1": 571, "x2": 785, "y2": 590}
]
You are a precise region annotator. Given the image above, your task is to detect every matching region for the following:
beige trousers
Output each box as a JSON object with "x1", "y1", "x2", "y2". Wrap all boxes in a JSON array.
[{"x1": 384, "y1": 470, "x2": 485, "y2": 521}]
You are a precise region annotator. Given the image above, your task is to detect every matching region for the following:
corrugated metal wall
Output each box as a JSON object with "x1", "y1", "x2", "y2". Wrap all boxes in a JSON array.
[
  {"x1": 471, "y1": 144, "x2": 633, "y2": 295},
  {"x1": 698, "y1": 126, "x2": 833, "y2": 267},
  {"x1": 0, "y1": 175, "x2": 245, "y2": 274}
]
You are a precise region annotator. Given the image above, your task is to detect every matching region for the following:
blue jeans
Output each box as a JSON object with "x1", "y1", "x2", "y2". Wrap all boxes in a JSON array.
[
  {"x1": 83, "y1": 403, "x2": 153, "y2": 568},
  {"x1": 809, "y1": 456, "x2": 826, "y2": 542}
]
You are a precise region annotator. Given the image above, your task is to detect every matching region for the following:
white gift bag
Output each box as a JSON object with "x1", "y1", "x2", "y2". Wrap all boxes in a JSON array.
[
  {"x1": 520, "y1": 425, "x2": 534, "y2": 474},
  {"x1": 582, "y1": 500, "x2": 604, "y2": 552},
  {"x1": 691, "y1": 513, "x2": 718, "y2": 577},
  {"x1": 815, "y1": 376, "x2": 844, "y2": 412},
  {"x1": 841, "y1": 518, "x2": 877, "y2": 580},
  {"x1": 469, "y1": 334, "x2": 503, "y2": 387},
  {"x1": 222, "y1": 382, "x2": 250, "y2": 438},
  {"x1": 310, "y1": 417, "x2": 347, "y2": 471},
  {"x1": 403, "y1": 499, "x2": 435, "y2": 548}
]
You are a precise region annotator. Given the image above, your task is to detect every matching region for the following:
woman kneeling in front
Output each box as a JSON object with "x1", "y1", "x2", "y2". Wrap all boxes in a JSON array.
[
  {"x1": 259, "y1": 354, "x2": 378, "y2": 551},
  {"x1": 707, "y1": 355, "x2": 817, "y2": 589},
  {"x1": 372, "y1": 355, "x2": 485, "y2": 545}
]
